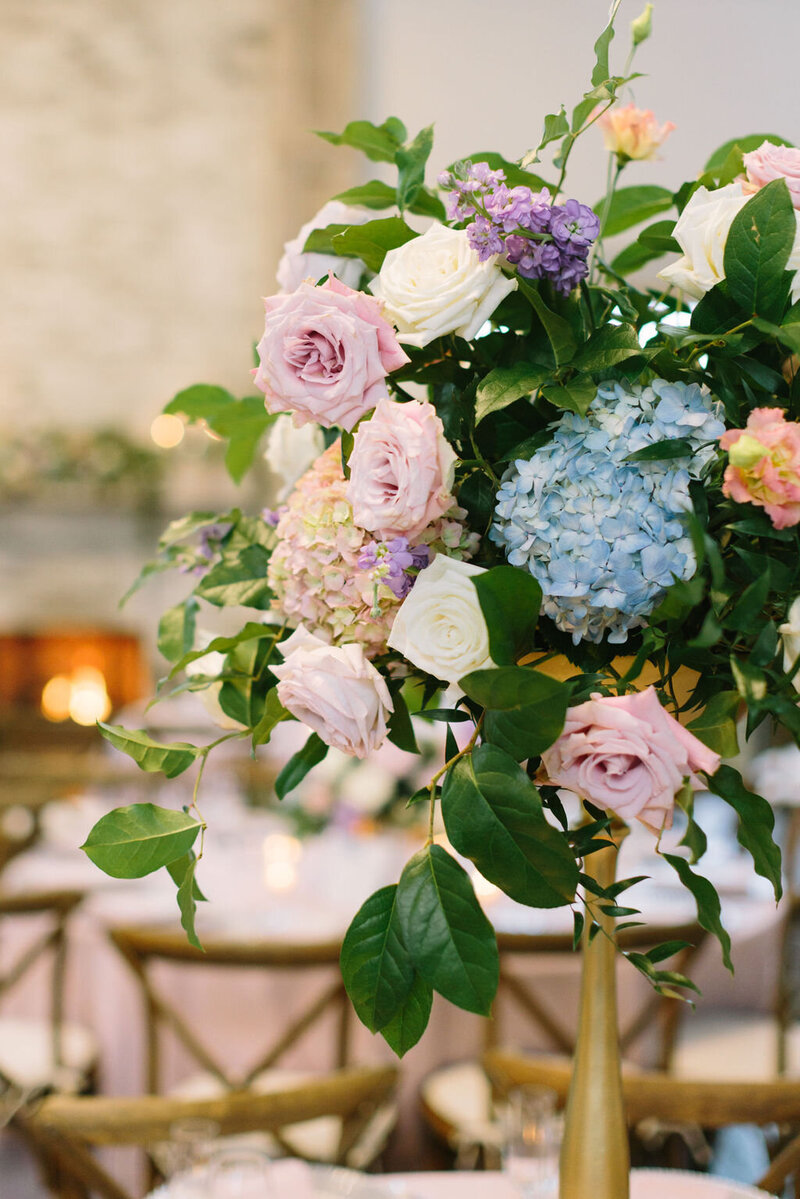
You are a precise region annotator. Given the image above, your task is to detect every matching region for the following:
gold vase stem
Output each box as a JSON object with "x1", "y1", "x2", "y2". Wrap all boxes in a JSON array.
[{"x1": 559, "y1": 820, "x2": 630, "y2": 1199}]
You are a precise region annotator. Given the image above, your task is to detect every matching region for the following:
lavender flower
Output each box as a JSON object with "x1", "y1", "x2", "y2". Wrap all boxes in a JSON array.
[
  {"x1": 358, "y1": 538, "x2": 431, "y2": 601},
  {"x1": 438, "y1": 160, "x2": 599, "y2": 295}
]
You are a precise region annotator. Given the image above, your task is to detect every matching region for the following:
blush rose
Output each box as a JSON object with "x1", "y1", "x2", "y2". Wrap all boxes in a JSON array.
[
  {"x1": 743, "y1": 141, "x2": 800, "y2": 210},
  {"x1": 253, "y1": 276, "x2": 409, "y2": 432},
  {"x1": 540, "y1": 686, "x2": 720, "y2": 833},
  {"x1": 347, "y1": 398, "x2": 457, "y2": 540},
  {"x1": 272, "y1": 626, "x2": 393, "y2": 759}
]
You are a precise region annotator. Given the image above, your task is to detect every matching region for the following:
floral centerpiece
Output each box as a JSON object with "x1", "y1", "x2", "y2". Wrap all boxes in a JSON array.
[{"x1": 84, "y1": 4, "x2": 800, "y2": 1192}]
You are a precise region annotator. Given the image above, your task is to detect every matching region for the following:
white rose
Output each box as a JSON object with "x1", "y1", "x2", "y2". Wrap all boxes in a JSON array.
[
  {"x1": 264, "y1": 414, "x2": 325, "y2": 500},
  {"x1": 659, "y1": 182, "x2": 800, "y2": 302},
  {"x1": 276, "y1": 200, "x2": 373, "y2": 293},
  {"x1": 387, "y1": 554, "x2": 494, "y2": 684},
  {"x1": 370, "y1": 224, "x2": 517, "y2": 348},
  {"x1": 272, "y1": 626, "x2": 393, "y2": 759},
  {"x1": 780, "y1": 596, "x2": 800, "y2": 691},
  {"x1": 185, "y1": 632, "x2": 243, "y2": 730}
]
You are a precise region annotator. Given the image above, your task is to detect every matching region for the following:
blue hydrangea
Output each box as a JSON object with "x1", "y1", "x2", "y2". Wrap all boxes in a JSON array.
[{"x1": 489, "y1": 378, "x2": 726, "y2": 645}]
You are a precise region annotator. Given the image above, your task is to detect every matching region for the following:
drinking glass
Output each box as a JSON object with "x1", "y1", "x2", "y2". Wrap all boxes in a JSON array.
[
  {"x1": 157, "y1": 1117, "x2": 220, "y2": 1195},
  {"x1": 500, "y1": 1084, "x2": 561, "y2": 1197},
  {"x1": 207, "y1": 1146, "x2": 272, "y2": 1198}
]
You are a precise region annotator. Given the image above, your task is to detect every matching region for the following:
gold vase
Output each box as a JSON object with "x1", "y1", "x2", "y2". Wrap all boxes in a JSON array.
[{"x1": 559, "y1": 821, "x2": 630, "y2": 1199}]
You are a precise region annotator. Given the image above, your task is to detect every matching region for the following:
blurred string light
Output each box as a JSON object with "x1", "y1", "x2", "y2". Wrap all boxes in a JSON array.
[
  {"x1": 41, "y1": 666, "x2": 112, "y2": 725},
  {"x1": 150, "y1": 413, "x2": 185, "y2": 449}
]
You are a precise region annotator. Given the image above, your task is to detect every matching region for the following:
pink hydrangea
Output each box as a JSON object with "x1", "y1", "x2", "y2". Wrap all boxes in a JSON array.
[
  {"x1": 268, "y1": 443, "x2": 479, "y2": 657},
  {"x1": 743, "y1": 141, "x2": 800, "y2": 210},
  {"x1": 720, "y1": 407, "x2": 800, "y2": 529}
]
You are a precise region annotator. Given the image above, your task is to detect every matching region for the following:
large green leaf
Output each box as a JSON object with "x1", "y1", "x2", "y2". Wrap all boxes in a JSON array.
[
  {"x1": 518, "y1": 281, "x2": 577, "y2": 366},
  {"x1": 686, "y1": 692, "x2": 740, "y2": 758},
  {"x1": 212, "y1": 397, "x2": 276, "y2": 484},
  {"x1": 378, "y1": 972, "x2": 433, "y2": 1057},
  {"x1": 217, "y1": 637, "x2": 274, "y2": 728},
  {"x1": 704, "y1": 134, "x2": 793, "y2": 174},
  {"x1": 594, "y1": 185, "x2": 674, "y2": 237},
  {"x1": 82, "y1": 804, "x2": 202, "y2": 878},
  {"x1": 331, "y1": 218, "x2": 418, "y2": 273},
  {"x1": 167, "y1": 623, "x2": 275, "y2": 680},
  {"x1": 275, "y1": 732, "x2": 328, "y2": 799},
  {"x1": 167, "y1": 851, "x2": 206, "y2": 950},
  {"x1": 396, "y1": 124, "x2": 434, "y2": 210},
  {"x1": 97, "y1": 724, "x2": 199, "y2": 778},
  {"x1": 251, "y1": 688, "x2": 289, "y2": 748},
  {"x1": 165, "y1": 384, "x2": 233, "y2": 424},
  {"x1": 195, "y1": 545, "x2": 272, "y2": 610},
  {"x1": 570, "y1": 323, "x2": 642, "y2": 372},
  {"x1": 315, "y1": 118, "x2": 406, "y2": 163},
  {"x1": 723, "y1": 179, "x2": 796, "y2": 321},
  {"x1": 396, "y1": 845, "x2": 499, "y2": 1016},
  {"x1": 442, "y1": 746, "x2": 578, "y2": 907},
  {"x1": 663, "y1": 853, "x2": 732, "y2": 971},
  {"x1": 340, "y1": 885, "x2": 415, "y2": 1033},
  {"x1": 460, "y1": 665, "x2": 568, "y2": 713},
  {"x1": 331, "y1": 180, "x2": 397, "y2": 209},
  {"x1": 706, "y1": 766, "x2": 782, "y2": 902},
  {"x1": 472, "y1": 566, "x2": 542, "y2": 666},
  {"x1": 541, "y1": 379, "x2": 597, "y2": 417},
  {"x1": 474, "y1": 364, "x2": 551, "y2": 424},
  {"x1": 157, "y1": 598, "x2": 198, "y2": 664}
]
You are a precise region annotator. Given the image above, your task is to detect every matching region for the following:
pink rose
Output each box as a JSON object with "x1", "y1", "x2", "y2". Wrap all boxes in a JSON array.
[
  {"x1": 347, "y1": 398, "x2": 457, "y2": 540},
  {"x1": 272, "y1": 626, "x2": 393, "y2": 759},
  {"x1": 540, "y1": 687, "x2": 720, "y2": 834},
  {"x1": 720, "y1": 407, "x2": 800, "y2": 529},
  {"x1": 598, "y1": 104, "x2": 675, "y2": 162},
  {"x1": 253, "y1": 276, "x2": 409, "y2": 432},
  {"x1": 743, "y1": 141, "x2": 800, "y2": 210}
]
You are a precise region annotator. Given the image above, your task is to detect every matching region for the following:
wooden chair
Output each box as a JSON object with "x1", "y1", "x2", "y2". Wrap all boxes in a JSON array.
[
  {"x1": 0, "y1": 889, "x2": 98, "y2": 1097},
  {"x1": 108, "y1": 925, "x2": 391, "y2": 1168},
  {"x1": 484, "y1": 1047, "x2": 800, "y2": 1196},
  {"x1": 420, "y1": 921, "x2": 706, "y2": 1153},
  {"x1": 19, "y1": 1065, "x2": 398, "y2": 1199}
]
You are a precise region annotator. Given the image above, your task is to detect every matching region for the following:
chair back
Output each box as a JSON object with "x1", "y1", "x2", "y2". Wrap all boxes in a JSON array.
[
  {"x1": 490, "y1": 920, "x2": 706, "y2": 1070},
  {"x1": 0, "y1": 889, "x2": 85, "y2": 1086},
  {"x1": 109, "y1": 925, "x2": 353, "y2": 1094},
  {"x1": 483, "y1": 1048, "x2": 800, "y2": 1195},
  {"x1": 21, "y1": 1064, "x2": 398, "y2": 1199}
]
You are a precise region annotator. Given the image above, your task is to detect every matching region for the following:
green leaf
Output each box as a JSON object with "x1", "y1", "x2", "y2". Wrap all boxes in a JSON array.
[
  {"x1": 461, "y1": 666, "x2": 570, "y2": 761},
  {"x1": 166, "y1": 852, "x2": 206, "y2": 951},
  {"x1": 663, "y1": 853, "x2": 732, "y2": 972},
  {"x1": 590, "y1": 6, "x2": 617, "y2": 86},
  {"x1": 396, "y1": 124, "x2": 434, "y2": 210},
  {"x1": 637, "y1": 219, "x2": 680, "y2": 253},
  {"x1": 340, "y1": 885, "x2": 415, "y2": 1033},
  {"x1": 705, "y1": 766, "x2": 782, "y2": 902},
  {"x1": 752, "y1": 316, "x2": 800, "y2": 356},
  {"x1": 275, "y1": 732, "x2": 328, "y2": 800},
  {"x1": 593, "y1": 185, "x2": 673, "y2": 237},
  {"x1": 540, "y1": 379, "x2": 597, "y2": 417},
  {"x1": 165, "y1": 384, "x2": 233, "y2": 424},
  {"x1": 331, "y1": 217, "x2": 418, "y2": 273},
  {"x1": 676, "y1": 783, "x2": 707, "y2": 865},
  {"x1": 538, "y1": 107, "x2": 569, "y2": 152},
  {"x1": 379, "y1": 972, "x2": 433, "y2": 1057},
  {"x1": 168, "y1": 623, "x2": 275, "y2": 680},
  {"x1": 460, "y1": 665, "x2": 566, "y2": 711},
  {"x1": 387, "y1": 689, "x2": 419, "y2": 754},
  {"x1": 474, "y1": 364, "x2": 550, "y2": 424},
  {"x1": 442, "y1": 746, "x2": 578, "y2": 908},
  {"x1": 518, "y1": 281, "x2": 577, "y2": 367},
  {"x1": 570, "y1": 323, "x2": 642, "y2": 372},
  {"x1": 686, "y1": 692, "x2": 740, "y2": 758},
  {"x1": 331, "y1": 180, "x2": 397, "y2": 209},
  {"x1": 704, "y1": 134, "x2": 793, "y2": 174},
  {"x1": 624, "y1": 438, "x2": 693, "y2": 463},
  {"x1": 97, "y1": 724, "x2": 200, "y2": 778},
  {"x1": 82, "y1": 803, "x2": 202, "y2": 879},
  {"x1": 726, "y1": 571, "x2": 771, "y2": 632},
  {"x1": 723, "y1": 179, "x2": 796, "y2": 320},
  {"x1": 302, "y1": 224, "x2": 353, "y2": 255},
  {"x1": 396, "y1": 845, "x2": 499, "y2": 1016},
  {"x1": 610, "y1": 238, "x2": 667, "y2": 275},
  {"x1": 251, "y1": 689, "x2": 289, "y2": 748},
  {"x1": 211, "y1": 397, "x2": 276, "y2": 484},
  {"x1": 472, "y1": 566, "x2": 542, "y2": 666},
  {"x1": 157, "y1": 598, "x2": 198, "y2": 664},
  {"x1": 218, "y1": 637, "x2": 274, "y2": 728},
  {"x1": 196, "y1": 545, "x2": 272, "y2": 610},
  {"x1": 315, "y1": 118, "x2": 406, "y2": 163}
]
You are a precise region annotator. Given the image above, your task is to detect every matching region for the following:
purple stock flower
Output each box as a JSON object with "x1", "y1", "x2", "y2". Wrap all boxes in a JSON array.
[
  {"x1": 358, "y1": 537, "x2": 430, "y2": 600},
  {"x1": 549, "y1": 199, "x2": 601, "y2": 249}
]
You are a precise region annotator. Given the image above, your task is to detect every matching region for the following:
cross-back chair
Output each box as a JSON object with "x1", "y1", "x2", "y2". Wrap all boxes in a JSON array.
[
  {"x1": 108, "y1": 925, "x2": 393, "y2": 1171},
  {"x1": 420, "y1": 921, "x2": 707, "y2": 1154},
  {"x1": 0, "y1": 889, "x2": 97, "y2": 1096},
  {"x1": 484, "y1": 1047, "x2": 800, "y2": 1196},
  {"x1": 20, "y1": 1065, "x2": 399, "y2": 1199}
]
